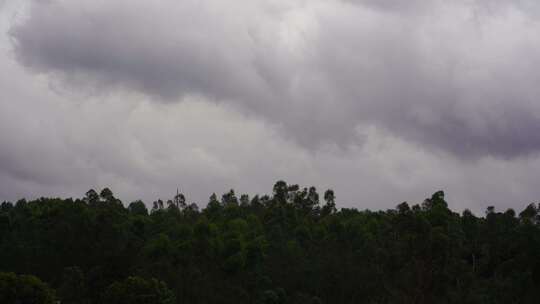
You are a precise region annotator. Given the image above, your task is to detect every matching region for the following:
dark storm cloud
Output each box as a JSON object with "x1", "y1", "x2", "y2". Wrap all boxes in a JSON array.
[
  {"x1": 9, "y1": 0, "x2": 540, "y2": 158},
  {"x1": 9, "y1": 0, "x2": 276, "y2": 100}
]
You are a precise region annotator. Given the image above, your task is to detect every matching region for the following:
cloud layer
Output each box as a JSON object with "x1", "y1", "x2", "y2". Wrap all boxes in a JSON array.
[
  {"x1": 2, "y1": 0, "x2": 540, "y2": 213},
  {"x1": 10, "y1": 0, "x2": 540, "y2": 158}
]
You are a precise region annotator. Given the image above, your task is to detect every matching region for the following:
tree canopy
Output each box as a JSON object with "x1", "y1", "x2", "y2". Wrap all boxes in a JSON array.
[{"x1": 1, "y1": 181, "x2": 539, "y2": 303}]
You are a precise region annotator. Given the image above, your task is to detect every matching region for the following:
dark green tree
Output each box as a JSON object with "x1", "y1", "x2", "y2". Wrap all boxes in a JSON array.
[
  {"x1": 0, "y1": 272, "x2": 55, "y2": 304},
  {"x1": 102, "y1": 276, "x2": 175, "y2": 304}
]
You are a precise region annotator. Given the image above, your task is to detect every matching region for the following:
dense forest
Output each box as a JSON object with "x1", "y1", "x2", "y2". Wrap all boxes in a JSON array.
[{"x1": 1, "y1": 181, "x2": 539, "y2": 303}]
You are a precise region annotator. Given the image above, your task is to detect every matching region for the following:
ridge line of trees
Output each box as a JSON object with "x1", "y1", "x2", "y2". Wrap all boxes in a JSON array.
[{"x1": 1, "y1": 180, "x2": 539, "y2": 303}]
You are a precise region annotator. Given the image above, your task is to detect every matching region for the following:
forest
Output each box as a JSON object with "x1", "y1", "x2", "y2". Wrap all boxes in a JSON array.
[{"x1": 1, "y1": 180, "x2": 539, "y2": 303}]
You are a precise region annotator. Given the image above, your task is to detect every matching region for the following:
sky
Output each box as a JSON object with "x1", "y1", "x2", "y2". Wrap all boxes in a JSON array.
[{"x1": 1, "y1": 0, "x2": 540, "y2": 213}]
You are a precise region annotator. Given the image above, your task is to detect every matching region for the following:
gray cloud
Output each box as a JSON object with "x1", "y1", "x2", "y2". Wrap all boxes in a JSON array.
[
  {"x1": 9, "y1": 0, "x2": 540, "y2": 158},
  {"x1": 3, "y1": 0, "x2": 540, "y2": 214}
]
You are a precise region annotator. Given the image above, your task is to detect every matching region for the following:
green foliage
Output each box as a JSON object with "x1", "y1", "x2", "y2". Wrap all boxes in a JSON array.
[
  {"x1": 58, "y1": 266, "x2": 88, "y2": 304},
  {"x1": 102, "y1": 276, "x2": 175, "y2": 304},
  {"x1": 129, "y1": 200, "x2": 149, "y2": 216},
  {"x1": 1, "y1": 184, "x2": 540, "y2": 303},
  {"x1": 0, "y1": 272, "x2": 55, "y2": 304}
]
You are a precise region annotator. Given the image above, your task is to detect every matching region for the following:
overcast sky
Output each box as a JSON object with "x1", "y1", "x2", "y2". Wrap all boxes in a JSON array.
[{"x1": 2, "y1": 0, "x2": 540, "y2": 213}]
